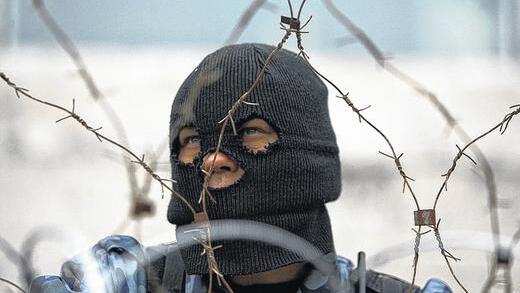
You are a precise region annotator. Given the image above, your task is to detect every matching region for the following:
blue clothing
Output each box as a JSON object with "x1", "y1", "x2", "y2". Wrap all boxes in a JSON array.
[{"x1": 30, "y1": 235, "x2": 451, "y2": 293}]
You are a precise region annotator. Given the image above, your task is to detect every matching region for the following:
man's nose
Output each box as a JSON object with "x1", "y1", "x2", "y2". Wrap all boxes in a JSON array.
[{"x1": 202, "y1": 152, "x2": 239, "y2": 173}]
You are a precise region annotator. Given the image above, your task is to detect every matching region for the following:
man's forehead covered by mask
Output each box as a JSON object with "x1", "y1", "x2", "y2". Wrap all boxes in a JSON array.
[
  {"x1": 167, "y1": 43, "x2": 342, "y2": 276},
  {"x1": 169, "y1": 43, "x2": 337, "y2": 148}
]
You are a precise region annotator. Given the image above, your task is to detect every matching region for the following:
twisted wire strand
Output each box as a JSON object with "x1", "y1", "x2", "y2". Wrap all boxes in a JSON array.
[{"x1": 0, "y1": 72, "x2": 196, "y2": 215}]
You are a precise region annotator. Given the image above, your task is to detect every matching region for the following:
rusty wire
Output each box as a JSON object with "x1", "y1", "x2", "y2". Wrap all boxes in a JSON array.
[
  {"x1": 196, "y1": 230, "x2": 233, "y2": 293},
  {"x1": 320, "y1": 0, "x2": 512, "y2": 290},
  {"x1": 298, "y1": 50, "x2": 422, "y2": 210},
  {"x1": 434, "y1": 104, "x2": 520, "y2": 210},
  {"x1": 321, "y1": 0, "x2": 458, "y2": 130},
  {"x1": 301, "y1": 50, "x2": 520, "y2": 291},
  {"x1": 282, "y1": 7, "x2": 520, "y2": 290},
  {"x1": 425, "y1": 105, "x2": 519, "y2": 292},
  {"x1": 300, "y1": 50, "x2": 446, "y2": 293},
  {"x1": 312, "y1": 1, "x2": 520, "y2": 291},
  {"x1": 200, "y1": 0, "x2": 468, "y2": 290},
  {"x1": 0, "y1": 72, "x2": 196, "y2": 215},
  {"x1": 110, "y1": 141, "x2": 168, "y2": 237},
  {"x1": 410, "y1": 226, "x2": 430, "y2": 288}
]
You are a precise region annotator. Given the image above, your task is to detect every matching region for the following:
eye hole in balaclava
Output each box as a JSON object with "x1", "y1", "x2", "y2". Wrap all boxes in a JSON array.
[
  {"x1": 177, "y1": 127, "x2": 201, "y2": 165},
  {"x1": 238, "y1": 117, "x2": 279, "y2": 154}
]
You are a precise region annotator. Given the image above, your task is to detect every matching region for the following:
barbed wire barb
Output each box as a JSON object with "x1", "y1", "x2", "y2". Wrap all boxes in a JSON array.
[
  {"x1": 456, "y1": 144, "x2": 477, "y2": 165},
  {"x1": 500, "y1": 104, "x2": 520, "y2": 134},
  {"x1": 337, "y1": 94, "x2": 372, "y2": 123},
  {"x1": 242, "y1": 101, "x2": 260, "y2": 106}
]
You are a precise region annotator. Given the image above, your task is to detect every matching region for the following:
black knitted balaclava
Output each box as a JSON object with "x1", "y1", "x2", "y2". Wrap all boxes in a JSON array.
[{"x1": 167, "y1": 43, "x2": 341, "y2": 275}]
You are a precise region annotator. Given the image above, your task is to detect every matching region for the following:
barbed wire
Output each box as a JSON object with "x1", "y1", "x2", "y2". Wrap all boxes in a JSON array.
[
  {"x1": 0, "y1": 72, "x2": 196, "y2": 217},
  {"x1": 300, "y1": 54, "x2": 466, "y2": 292},
  {"x1": 0, "y1": 70, "x2": 202, "y2": 289},
  {"x1": 434, "y1": 104, "x2": 520, "y2": 210},
  {"x1": 319, "y1": 1, "x2": 512, "y2": 290},
  {"x1": 429, "y1": 104, "x2": 520, "y2": 292},
  {"x1": 304, "y1": 44, "x2": 520, "y2": 293},
  {"x1": 277, "y1": 3, "x2": 520, "y2": 291}
]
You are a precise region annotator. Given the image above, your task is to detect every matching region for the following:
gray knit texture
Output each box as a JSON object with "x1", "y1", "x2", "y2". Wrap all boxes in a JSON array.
[{"x1": 167, "y1": 43, "x2": 341, "y2": 275}]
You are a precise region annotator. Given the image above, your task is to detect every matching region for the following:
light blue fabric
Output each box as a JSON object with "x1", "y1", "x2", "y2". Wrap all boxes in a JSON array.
[
  {"x1": 30, "y1": 235, "x2": 147, "y2": 293},
  {"x1": 422, "y1": 279, "x2": 452, "y2": 293},
  {"x1": 30, "y1": 235, "x2": 451, "y2": 293}
]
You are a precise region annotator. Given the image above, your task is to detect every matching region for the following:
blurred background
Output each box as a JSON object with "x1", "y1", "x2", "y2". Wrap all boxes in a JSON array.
[{"x1": 1, "y1": 0, "x2": 520, "y2": 292}]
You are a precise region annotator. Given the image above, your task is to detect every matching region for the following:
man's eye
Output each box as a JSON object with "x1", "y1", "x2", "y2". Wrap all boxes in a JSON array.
[
  {"x1": 183, "y1": 136, "x2": 201, "y2": 146},
  {"x1": 241, "y1": 128, "x2": 263, "y2": 136}
]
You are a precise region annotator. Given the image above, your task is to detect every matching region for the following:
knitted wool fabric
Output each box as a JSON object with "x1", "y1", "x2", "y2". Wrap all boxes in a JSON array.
[{"x1": 167, "y1": 43, "x2": 341, "y2": 275}]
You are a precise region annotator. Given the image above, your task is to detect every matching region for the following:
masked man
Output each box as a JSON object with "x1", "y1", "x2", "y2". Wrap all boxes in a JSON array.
[{"x1": 30, "y1": 43, "x2": 451, "y2": 293}]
